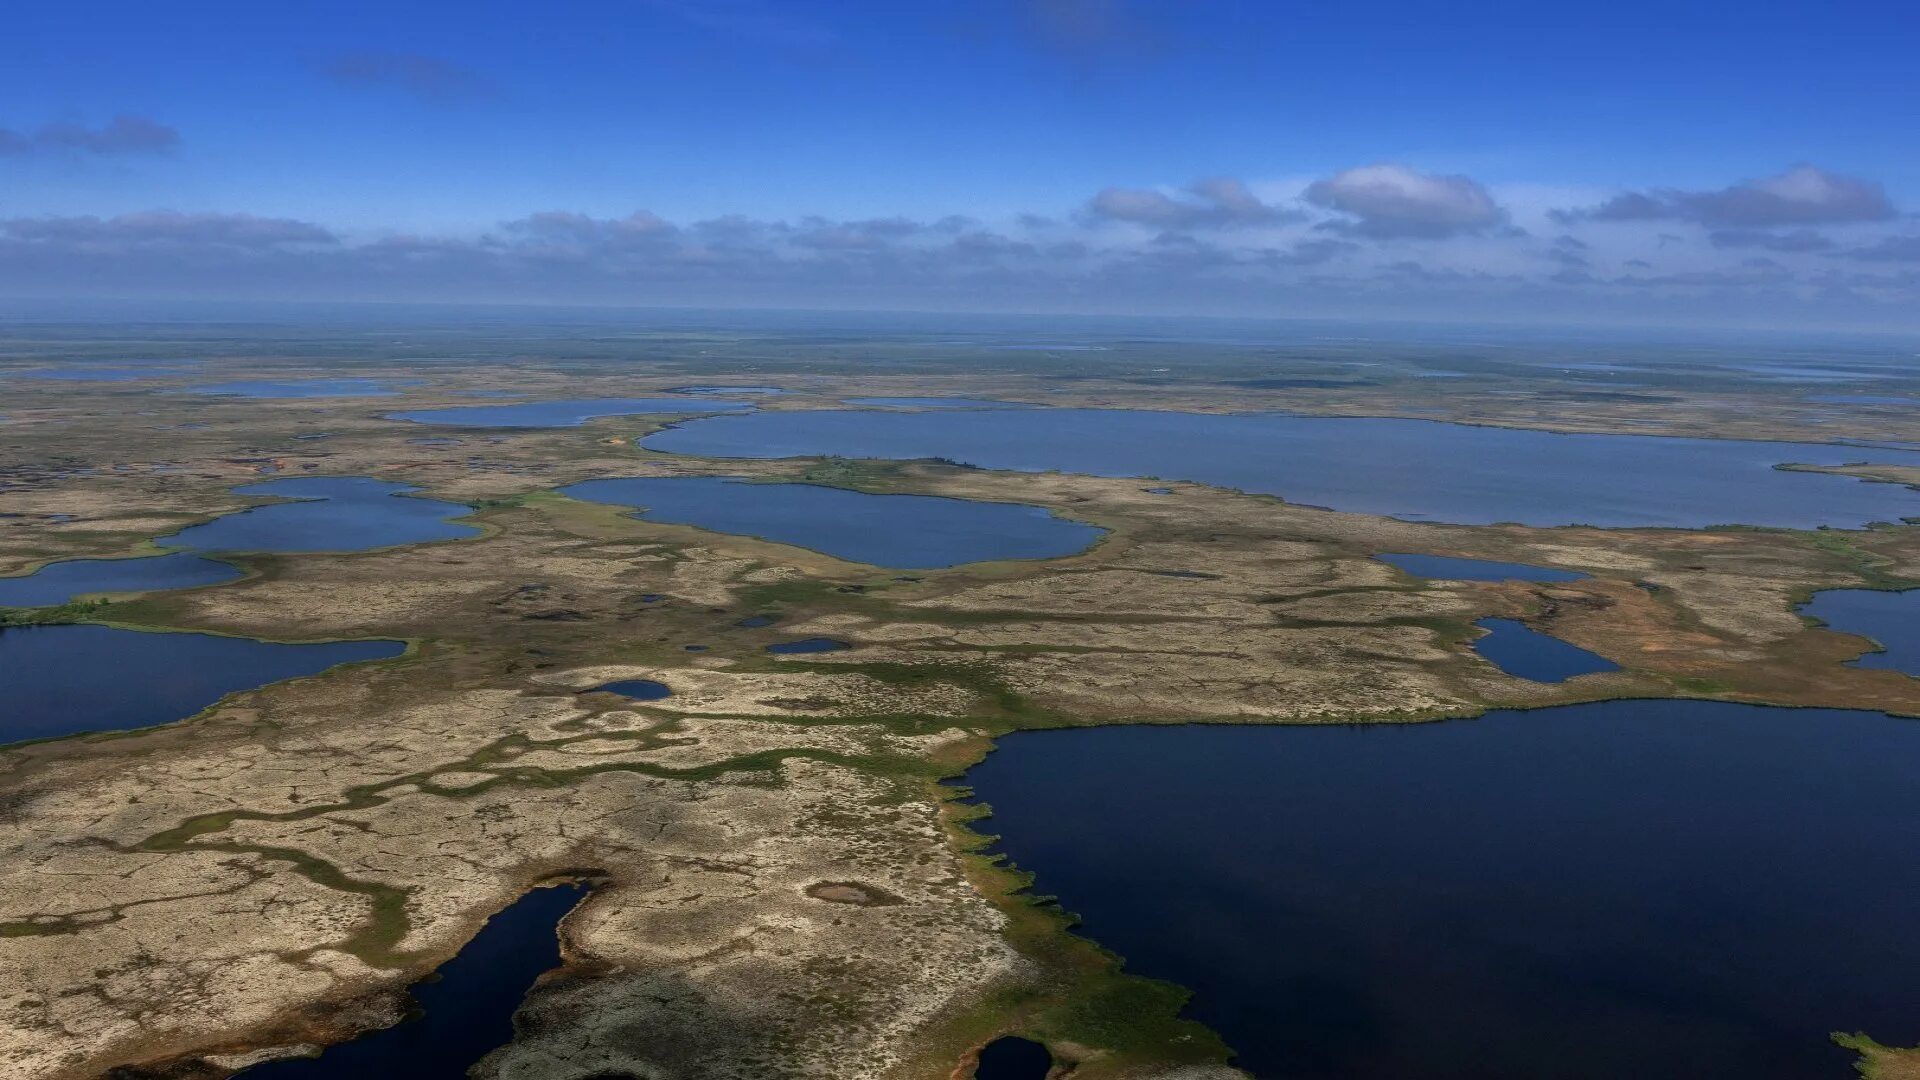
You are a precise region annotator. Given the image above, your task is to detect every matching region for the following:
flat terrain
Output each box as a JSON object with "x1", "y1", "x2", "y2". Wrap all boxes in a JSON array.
[{"x1": 2, "y1": 329, "x2": 1917, "y2": 1079}]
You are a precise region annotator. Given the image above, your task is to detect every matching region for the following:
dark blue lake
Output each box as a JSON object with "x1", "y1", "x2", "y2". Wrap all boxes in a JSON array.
[
  {"x1": 239, "y1": 883, "x2": 587, "y2": 1080},
  {"x1": 558, "y1": 476, "x2": 1103, "y2": 568},
  {"x1": 640, "y1": 409, "x2": 1920, "y2": 529},
  {"x1": 0, "y1": 624, "x2": 403, "y2": 744},
  {"x1": 0, "y1": 551, "x2": 243, "y2": 607},
  {"x1": 185, "y1": 379, "x2": 414, "y2": 398},
  {"x1": 1800, "y1": 589, "x2": 1920, "y2": 675},
  {"x1": 1376, "y1": 553, "x2": 1588, "y2": 583},
  {"x1": 964, "y1": 701, "x2": 1920, "y2": 1080},
  {"x1": 1472, "y1": 617, "x2": 1619, "y2": 682},
  {"x1": 387, "y1": 398, "x2": 751, "y2": 428},
  {"x1": 160, "y1": 477, "x2": 478, "y2": 553}
]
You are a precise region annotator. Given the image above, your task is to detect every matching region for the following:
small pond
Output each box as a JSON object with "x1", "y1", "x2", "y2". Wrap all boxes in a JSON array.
[
  {"x1": 639, "y1": 409, "x2": 1920, "y2": 529},
  {"x1": 1376, "y1": 553, "x2": 1588, "y2": 583},
  {"x1": 1471, "y1": 617, "x2": 1619, "y2": 682},
  {"x1": 387, "y1": 398, "x2": 752, "y2": 428},
  {"x1": 1, "y1": 624, "x2": 403, "y2": 744},
  {"x1": 1799, "y1": 588, "x2": 1920, "y2": 675},
  {"x1": 239, "y1": 883, "x2": 588, "y2": 1079},
  {"x1": 558, "y1": 476, "x2": 1102, "y2": 569},
  {"x1": 964, "y1": 700, "x2": 1920, "y2": 1080}
]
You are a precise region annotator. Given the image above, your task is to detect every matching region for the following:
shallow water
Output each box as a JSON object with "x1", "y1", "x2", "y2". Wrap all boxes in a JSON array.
[
  {"x1": 1800, "y1": 589, "x2": 1920, "y2": 675},
  {"x1": 160, "y1": 476, "x2": 478, "y2": 553},
  {"x1": 965, "y1": 702, "x2": 1920, "y2": 1080},
  {"x1": 0, "y1": 625, "x2": 402, "y2": 743},
  {"x1": 559, "y1": 476, "x2": 1102, "y2": 568},
  {"x1": 1471, "y1": 617, "x2": 1619, "y2": 682},
  {"x1": 1376, "y1": 553, "x2": 1587, "y2": 582},
  {"x1": 387, "y1": 397, "x2": 751, "y2": 428},
  {"x1": 239, "y1": 884, "x2": 587, "y2": 1079},
  {"x1": 185, "y1": 378, "x2": 412, "y2": 398},
  {"x1": 640, "y1": 409, "x2": 1920, "y2": 528},
  {"x1": 0, "y1": 551, "x2": 242, "y2": 607}
]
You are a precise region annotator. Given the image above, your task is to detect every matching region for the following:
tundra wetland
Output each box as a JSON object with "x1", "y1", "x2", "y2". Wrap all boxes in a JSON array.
[{"x1": 2, "y1": 323, "x2": 1919, "y2": 1080}]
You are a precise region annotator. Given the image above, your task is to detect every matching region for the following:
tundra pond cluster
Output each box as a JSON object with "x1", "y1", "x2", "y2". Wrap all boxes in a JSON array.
[{"x1": 2, "y1": 322, "x2": 1919, "y2": 1080}]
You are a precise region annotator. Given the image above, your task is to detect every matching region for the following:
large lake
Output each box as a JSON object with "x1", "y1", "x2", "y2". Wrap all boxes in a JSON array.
[
  {"x1": 965, "y1": 701, "x2": 1920, "y2": 1080},
  {"x1": 641, "y1": 410, "x2": 1920, "y2": 528},
  {"x1": 559, "y1": 476, "x2": 1102, "y2": 568},
  {"x1": 1, "y1": 624, "x2": 402, "y2": 743}
]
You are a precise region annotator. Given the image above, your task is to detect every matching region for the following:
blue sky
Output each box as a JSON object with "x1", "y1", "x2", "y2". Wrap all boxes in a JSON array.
[{"x1": 4, "y1": 1, "x2": 1919, "y2": 327}]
